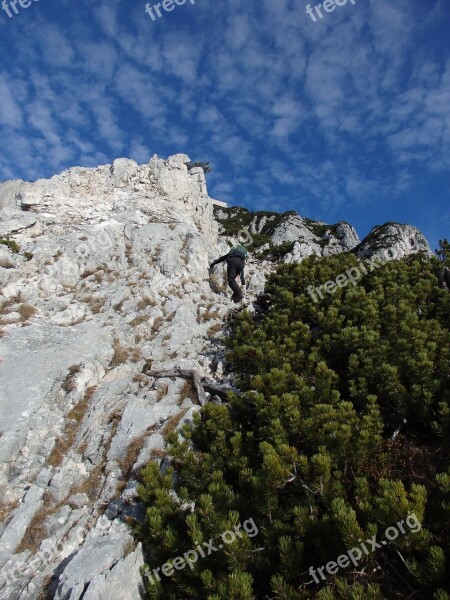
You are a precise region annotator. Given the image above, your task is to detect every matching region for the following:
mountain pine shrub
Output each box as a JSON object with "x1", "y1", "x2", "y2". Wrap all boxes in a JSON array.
[{"x1": 137, "y1": 253, "x2": 450, "y2": 599}]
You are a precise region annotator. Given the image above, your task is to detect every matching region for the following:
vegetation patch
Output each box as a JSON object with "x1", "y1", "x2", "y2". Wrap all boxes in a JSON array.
[
  {"x1": 151, "y1": 317, "x2": 165, "y2": 335},
  {"x1": 62, "y1": 364, "x2": 81, "y2": 393},
  {"x1": 0, "y1": 499, "x2": 19, "y2": 525},
  {"x1": 15, "y1": 500, "x2": 60, "y2": 554},
  {"x1": 137, "y1": 253, "x2": 450, "y2": 599},
  {"x1": 137, "y1": 296, "x2": 157, "y2": 310},
  {"x1": 110, "y1": 339, "x2": 141, "y2": 367},
  {"x1": 19, "y1": 304, "x2": 37, "y2": 322},
  {"x1": 0, "y1": 237, "x2": 20, "y2": 253},
  {"x1": 48, "y1": 386, "x2": 96, "y2": 468},
  {"x1": 161, "y1": 408, "x2": 190, "y2": 437},
  {"x1": 129, "y1": 314, "x2": 151, "y2": 327},
  {"x1": 258, "y1": 240, "x2": 296, "y2": 261}
]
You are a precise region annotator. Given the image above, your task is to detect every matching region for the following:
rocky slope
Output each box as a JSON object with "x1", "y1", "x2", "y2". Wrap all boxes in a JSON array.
[
  {"x1": 214, "y1": 206, "x2": 432, "y2": 262},
  {"x1": 0, "y1": 155, "x2": 433, "y2": 600}
]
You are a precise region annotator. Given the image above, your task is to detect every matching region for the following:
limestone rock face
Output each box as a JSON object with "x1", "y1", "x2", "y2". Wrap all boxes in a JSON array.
[
  {"x1": 214, "y1": 205, "x2": 431, "y2": 264},
  {"x1": 1, "y1": 153, "x2": 217, "y2": 242},
  {"x1": 0, "y1": 154, "x2": 231, "y2": 600},
  {"x1": 214, "y1": 206, "x2": 361, "y2": 262},
  {"x1": 355, "y1": 223, "x2": 432, "y2": 260}
]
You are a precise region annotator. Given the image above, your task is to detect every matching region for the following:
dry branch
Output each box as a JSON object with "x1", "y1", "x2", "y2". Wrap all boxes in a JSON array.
[{"x1": 146, "y1": 370, "x2": 242, "y2": 406}]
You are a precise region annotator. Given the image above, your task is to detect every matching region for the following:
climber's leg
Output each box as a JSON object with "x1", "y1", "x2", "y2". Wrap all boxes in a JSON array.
[{"x1": 227, "y1": 258, "x2": 243, "y2": 297}]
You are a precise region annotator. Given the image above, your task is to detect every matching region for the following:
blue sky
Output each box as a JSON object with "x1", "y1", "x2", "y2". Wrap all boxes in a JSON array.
[{"x1": 0, "y1": 0, "x2": 449, "y2": 250}]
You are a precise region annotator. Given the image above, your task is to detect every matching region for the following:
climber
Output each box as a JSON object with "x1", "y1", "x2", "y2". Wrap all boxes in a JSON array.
[{"x1": 209, "y1": 244, "x2": 248, "y2": 302}]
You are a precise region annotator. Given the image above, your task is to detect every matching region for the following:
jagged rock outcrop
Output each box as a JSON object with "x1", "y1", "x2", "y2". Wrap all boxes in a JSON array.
[
  {"x1": 0, "y1": 155, "x2": 434, "y2": 599},
  {"x1": 214, "y1": 205, "x2": 362, "y2": 263},
  {"x1": 438, "y1": 266, "x2": 450, "y2": 291},
  {"x1": 215, "y1": 206, "x2": 432, "y2": 263},
  {"x1": 355, "y1": 223, "x2": 432, "y2": 260}
]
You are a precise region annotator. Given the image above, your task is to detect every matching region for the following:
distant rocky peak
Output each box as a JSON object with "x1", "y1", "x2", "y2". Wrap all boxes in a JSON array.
[
  {"x1": 213, "y1": 205, "x2": 432, "y2": 264},
  {"x1": 214, "y1": 205, "x2": 361, "y2": 261},
  {"x1": 356, "y1": 223, "x2": 433, "y2": 261}
]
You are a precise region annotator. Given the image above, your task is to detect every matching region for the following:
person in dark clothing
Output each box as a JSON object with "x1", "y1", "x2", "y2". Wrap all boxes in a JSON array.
[{"x1": 210, "y1": 245, "x2": 247, "y2": 302}]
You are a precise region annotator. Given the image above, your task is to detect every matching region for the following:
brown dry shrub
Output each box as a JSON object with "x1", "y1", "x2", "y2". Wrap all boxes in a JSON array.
[
  {"x1": 15, "y1": 501, "x2": 57, "y2": 554},
  {"x1": 1, "y1": 293, "x2": 21, "y2": 312},
  {"x1": 131, "y1": 348, "x2": 142, "y2": 363},
  {"x1": 209, "y1": 272, "x2": 227, "y2": 294},
  {"x1": 208, "y1": 324, "x2": 223, "y2": 337},
  {"x1": 137, "y1": 296, "x2": 157, "y2": 310},
  {"x1": 0, "y1": 499, "x2": 19, "y2": 524},
  {"x1": 179, "y1": 379, "x2": 195, "y2": 403},
  {"x1": 118, "y1": 434, "x2": 147, "y2": 478},
  {"x1": 62, "y1": 364, "x2": 81, "y2": 393},
  {"x1": 151, "y1": 316, "x2": 164, "y2": 335},
  {"x1": 114, "y1": 298, "x2": 126, "y2": 312},
  {"x1": 72, "y1": 463, "x2": 104, "y2": 501},
  {"x1": 110, "y1": 339, "x2": 131, "y2": 367},
  {"x1": 110, "y1": 340, "x2": 141, "y2": 367},
  {"x1": 198, "y1": 308, "x2": 221, "y2": 324},
  {"x1": 117, "y1": 424, "x2": 159, "y2": 485},
  {"x1": 91, "y1": 298, "x2": 106, "y2": 314},
  {"x1": 81, "y1": 268, "x2": 96, "y2": 279},
  {"x1": 48, "y1": 386, "x2": 96, "y2": 468},
  {"x1": 142, "y1": 359, "x2": 153, "y2": 374},
  {"x1": 0, "y1": 258, "x2": 15, "y2": 269},
  {"x1": 161, "y1": 409, "x2": 189, "y2": 437},
  {"x1": 151, "y1": 448, "x2": 168, "y2": 460},
  {"x1": 129, "y1": 314, "x2": 150, "y2": 327},
  {"x1": 19, "y1": 304, "x2": 37, "y2": 322}
]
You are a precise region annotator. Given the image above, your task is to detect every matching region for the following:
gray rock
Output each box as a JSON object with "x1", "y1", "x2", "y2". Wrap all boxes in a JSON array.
[
  {"x1": 356, "y1": 223, "x2": 432, "y2": 260},
  {"x1": 0, "y1": 485, "x2": 44, "y2": 557},
  {"x1": 82, "y1": 543, "x2": 144, "y2": 600},
  {"x1": 0, "y1": 215, "x2": 37, "y2": 237},
  {"x1": 53, "y1": 530, "x2": 134, "y2": 600},
  {"x1": 0, "y1": 322, "x2": 113, "y2": 434}
]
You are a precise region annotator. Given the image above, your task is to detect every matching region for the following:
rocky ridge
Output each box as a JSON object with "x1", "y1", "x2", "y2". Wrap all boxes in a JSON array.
[
  {"x1": 214, "y1": 205, "x2": 432, "y2": 262},
  {"x1": 0, "y1": 155, "x2": 433, "y2": 600}
]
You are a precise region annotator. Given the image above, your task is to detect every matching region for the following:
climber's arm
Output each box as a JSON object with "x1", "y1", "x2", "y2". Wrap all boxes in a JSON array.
[{"x1": 210, "y1": 253, "x2": 229, "y2": 268}]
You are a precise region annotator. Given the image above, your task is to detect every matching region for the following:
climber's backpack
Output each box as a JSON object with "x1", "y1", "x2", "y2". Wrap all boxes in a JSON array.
[{"x1": 230, "y1": 244, "x2": 248, "y2": 260}]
